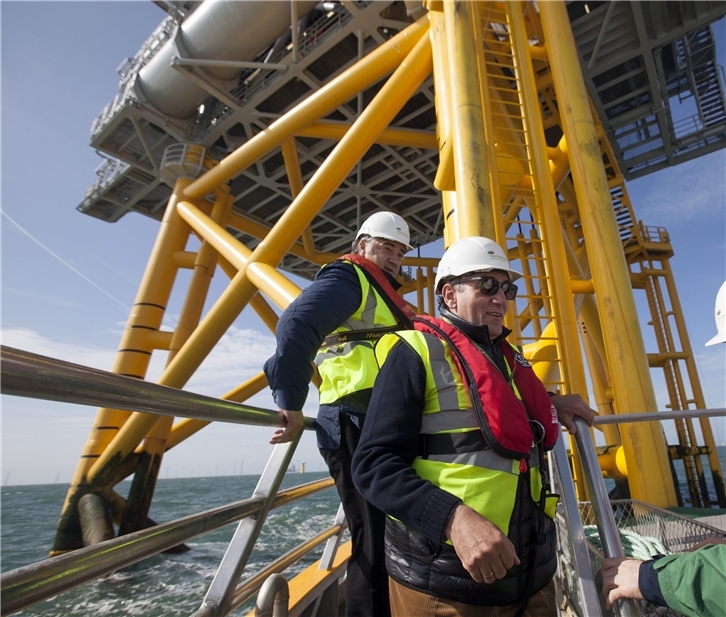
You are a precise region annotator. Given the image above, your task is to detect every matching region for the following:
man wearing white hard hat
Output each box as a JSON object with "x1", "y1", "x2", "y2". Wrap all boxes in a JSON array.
[
  {"x1": 264, "y1": 211, "x2": 414, "y2": 617},
  {"x1": 353, "y1": 237, "x2": 595, "y2": 617}
]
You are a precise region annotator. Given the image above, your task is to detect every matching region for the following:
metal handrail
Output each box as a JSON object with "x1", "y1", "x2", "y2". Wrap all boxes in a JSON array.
[
  {"x1": 229, "y1": 521, "x2": 344, "y2": 612},
  {"x1": 572, "y1": 417, "x2": 641, "y2": 617},
  {"x1": 551, "y1": 436, "x2": 604, "y2": 617},
  {"x1": 4, "y1": 346, "x2": 724, "y2": 616},
  {"x1": 0, "y1": 346, "x2": 315, "y2": 431},
  {"x1": 0, "y1": 477, "x2": 335, "y2": 616},
  {"x1": 0, "y1": 345, "x2": 327, "y2": 616},
  {"x1": 592, "y1": 408, "x2": 726, "y2": 424}
]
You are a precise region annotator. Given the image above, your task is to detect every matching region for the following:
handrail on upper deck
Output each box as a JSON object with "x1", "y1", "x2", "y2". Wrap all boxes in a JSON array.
[{"x1": 0, "y1": 345, "x2": 316, "y2": 429}]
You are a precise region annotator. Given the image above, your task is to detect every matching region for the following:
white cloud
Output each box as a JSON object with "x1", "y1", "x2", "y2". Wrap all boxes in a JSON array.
[
  {"x1": 2, "y1": 328, "x2": 117, "y2": 371},
  {"x1": 1, "y1": 326, "x2": 281, "y2": 403}
]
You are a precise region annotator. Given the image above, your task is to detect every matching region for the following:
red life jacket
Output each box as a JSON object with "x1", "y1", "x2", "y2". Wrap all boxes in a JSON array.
[
  {"x1": 414, "y1": 315, "x2": 559, "y2": 459},
  {"x1": 338, "y1": 253, "x2": 415, "y2": 323}
]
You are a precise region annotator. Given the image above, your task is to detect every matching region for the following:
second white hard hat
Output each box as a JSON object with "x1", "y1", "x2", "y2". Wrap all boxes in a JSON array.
[
  {"x1": 706, "y1": 280, "x2": 726, "y2": 346},
  {"x1": 356, "y1": 211, "x2": 412, "y2": 251},
  {"x1": 435, "y1": 236, "x2": 522, "y2": 292}
]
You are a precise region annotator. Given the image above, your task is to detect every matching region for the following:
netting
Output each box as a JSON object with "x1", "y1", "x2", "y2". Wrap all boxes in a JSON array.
[{"x1": 556, "y1": 498, "x2": 726, "y2": 617}]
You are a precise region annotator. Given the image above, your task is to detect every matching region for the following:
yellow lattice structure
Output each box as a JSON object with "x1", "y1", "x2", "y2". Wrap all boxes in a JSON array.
[{"x1": 53, "y1": 0, "x2": 724, "y2": 554}]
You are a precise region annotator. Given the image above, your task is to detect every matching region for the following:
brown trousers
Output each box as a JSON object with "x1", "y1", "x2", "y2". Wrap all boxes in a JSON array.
[{"x1": 389, "y1": 578, "x2": 557, "y2": 617}]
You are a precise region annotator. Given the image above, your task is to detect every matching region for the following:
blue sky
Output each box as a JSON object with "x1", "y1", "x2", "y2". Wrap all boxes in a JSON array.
[{"x1": 2, "y1": 2, "x2": 725, "y2": 485}]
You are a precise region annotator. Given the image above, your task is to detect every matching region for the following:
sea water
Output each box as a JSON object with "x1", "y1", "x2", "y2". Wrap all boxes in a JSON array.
[
  {"x1": 3, "y1": 450, "x2": 726, "y2": 616},
  {"x1": 1, "y1": 472, "x2": 339, "y2": 616}
]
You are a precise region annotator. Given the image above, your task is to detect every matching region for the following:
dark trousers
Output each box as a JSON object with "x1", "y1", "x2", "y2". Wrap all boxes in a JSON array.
[{"x1": 320, "y1": 413, "x2": 391, "y2": 617}]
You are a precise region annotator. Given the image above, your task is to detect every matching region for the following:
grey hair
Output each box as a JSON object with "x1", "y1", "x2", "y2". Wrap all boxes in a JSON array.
[{"x1": 351, "y1": 234, "x2": 371, "y2": 254}]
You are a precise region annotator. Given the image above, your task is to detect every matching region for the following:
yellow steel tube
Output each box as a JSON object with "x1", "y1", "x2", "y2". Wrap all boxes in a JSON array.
[
  {"x1": 183, "y1": 19, "x2": 429, "y2": 200},
  {"x1": 226, "y1": 211, "x2": 338, "y2": 266},
  {"x1": 159, "y1": 31, "x2": 432, "y2": 389},
  {"x1": 297, "y1": 121, "x2": 437, "y2": 149},
  {"x1": 146, "y1": 330, "x2": 173, "y2": 350},
  {"x1": 416, "y1": 268, "x2": 424, "y2": 315},
  {"x1": 65, "y1": 179, "x2": 192, "y2": 489},
  {"x1": 168, "y1": 189, "x2": 230, "y2": 363},
  {"x1": 165, "y1": 371, "x2": 270, "y2": 450},
  {"x1": 429, "y1": 8, "x2": 459, "y2": 246},
  {"x1": 427, "y1": 267, "x2": 436, "y2": 317},
  {"x1": 173, "y1": 250, "x2": 197, "y2": 269},
  {"x1": 540, "y1": 0, "x2": 675, "y2": 506},
  {"x1": 570, "y1": 279, "x2": 595, "y2": 295},
  {"x1": 216, "y1": 254, "x2": 282, "y2": 336},
  {"x1": 281, "y1": 138, "x2": 316, "y2": 258},
  {"x1": 247, "y1": 263, "x2": 300, "y2": 309},
  {"x1": 179, "y1": 202, "x2": 247, "y2": 270},
  {"x1": 581, "y1": 329, "x2": 621, "y2": 446},
  {"x1": 444, "y1": 0, "x2": 495, "y2": 239},
  {"x1": 133, "y1": 190, "x2": 232, "y2": 475},
  {"x1": 177, "y1": 200, "x2": 302, "y2": 310}
]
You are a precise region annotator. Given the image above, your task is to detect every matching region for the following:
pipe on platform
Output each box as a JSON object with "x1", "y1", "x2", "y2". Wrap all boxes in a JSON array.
[{"x1": 138, "y1": 1, "x2": 318, "y2": 118}]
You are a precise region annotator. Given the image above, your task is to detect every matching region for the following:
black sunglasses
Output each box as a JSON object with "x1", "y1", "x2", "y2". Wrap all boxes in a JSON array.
[{"x1": 455, "y1": 276, "x2": 518, "y2": 300}]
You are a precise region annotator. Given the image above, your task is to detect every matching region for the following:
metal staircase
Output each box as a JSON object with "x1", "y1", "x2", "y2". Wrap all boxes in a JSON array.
[{"x1": 682, "y1": 26, "x2": 726, "y2": 129}]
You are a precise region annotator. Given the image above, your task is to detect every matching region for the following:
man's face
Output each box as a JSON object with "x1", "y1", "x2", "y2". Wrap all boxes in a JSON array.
[
  {"x1": 442, "y1": 270, "x2": 510, "y2": 337},
  {"x1": 359, "y1": 237, "x2": 407, "y2": 277}
]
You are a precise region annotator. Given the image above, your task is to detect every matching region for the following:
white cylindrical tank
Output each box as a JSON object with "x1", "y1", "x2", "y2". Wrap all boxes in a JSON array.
[{"x1": 137, "y1": 0, "x2": 318, "y2": 119}]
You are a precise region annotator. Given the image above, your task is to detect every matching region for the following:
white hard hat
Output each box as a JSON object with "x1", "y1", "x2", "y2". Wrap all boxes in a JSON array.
[
  {"x1": 706, "y1": 281, "x2": 726, "y2": 346},
  {"x1": 435, "y1": 236, "x2": 522, "y2": 292},
  {"x1": 356, "y1": 211, "x2": 412, "y2": 251}
]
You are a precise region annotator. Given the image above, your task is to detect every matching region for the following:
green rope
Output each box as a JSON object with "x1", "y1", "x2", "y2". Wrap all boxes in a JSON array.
[{"x1": 583, "y1": 525, "x2": 670, "y2": 560}]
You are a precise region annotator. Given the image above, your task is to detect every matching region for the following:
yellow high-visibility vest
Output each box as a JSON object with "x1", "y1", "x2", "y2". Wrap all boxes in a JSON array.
[
  {"x1": 315, "y1": 262, "x2": 400, "y2": 405},
  {"x1": 375, "y1": 330, "x2": 557, "y2": 537}
]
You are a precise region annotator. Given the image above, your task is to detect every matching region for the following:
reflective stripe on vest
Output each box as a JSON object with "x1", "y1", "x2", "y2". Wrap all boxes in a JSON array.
[
  {"x1": 375, "y1": 330, "x2": 544, "y2": 536},
  {"x1": 316, "y1": 263, "x2": 399, "y2": 405}
]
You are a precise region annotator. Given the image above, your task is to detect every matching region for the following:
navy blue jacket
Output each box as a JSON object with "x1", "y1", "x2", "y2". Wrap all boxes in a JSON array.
[{"x1": 263, "y1": 260, "x2": 401, "y2": 449}]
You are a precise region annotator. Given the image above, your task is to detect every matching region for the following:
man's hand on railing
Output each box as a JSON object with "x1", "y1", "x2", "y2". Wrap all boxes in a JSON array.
[
  {"x1": 600, "y1": 557, "x2": 645, "y2": 609},
  {"x1": 269, "y1": 409, "x2": 304, "y2": 444},
  {"x1": 551, "y1": 394, "x2": 595, "y2": 434}
]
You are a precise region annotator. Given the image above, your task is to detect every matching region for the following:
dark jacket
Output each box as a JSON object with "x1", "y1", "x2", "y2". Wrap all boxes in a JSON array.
[
  {"x1": 263, "y1": 260, "x2": 400, "y2": 449},
  {"x1": 352, "y1": 317, "x2": 556, "y2": 605}
]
